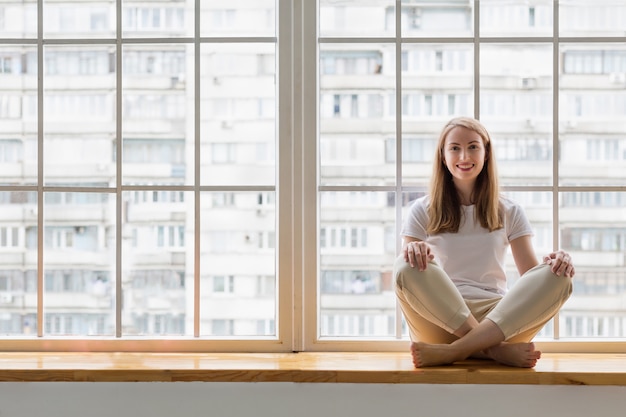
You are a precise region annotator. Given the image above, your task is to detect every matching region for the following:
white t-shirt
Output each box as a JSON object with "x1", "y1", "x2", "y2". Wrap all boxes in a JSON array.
[{"x1": 400, "y1": 195, "x2": 534, "y2": 300}]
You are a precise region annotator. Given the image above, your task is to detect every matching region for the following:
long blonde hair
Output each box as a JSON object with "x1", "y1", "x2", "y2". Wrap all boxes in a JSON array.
[{"x1": 427, "y1": 117, "x2": 503, "y2": 234}]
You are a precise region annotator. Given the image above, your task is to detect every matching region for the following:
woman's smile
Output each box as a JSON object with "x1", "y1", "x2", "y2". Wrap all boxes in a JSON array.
[
  {"x1": 443, "y1": 126, "x2": 486, "y2": 184},
  {"x1": 455, "y1": 164, "x2": 475, "y2": 171}
]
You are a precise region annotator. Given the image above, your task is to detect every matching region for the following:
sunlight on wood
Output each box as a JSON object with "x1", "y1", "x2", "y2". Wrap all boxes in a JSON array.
[{"x1": 1, "y1": 352, "x2": 625, "y2": 385}]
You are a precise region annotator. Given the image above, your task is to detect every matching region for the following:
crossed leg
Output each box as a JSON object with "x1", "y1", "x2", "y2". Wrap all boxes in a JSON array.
[
  {"x1": 410, "y1": 318, "x2": 541, "y2": 368},
  {"x1": 394, "y1": 259, "x2": 568, "y2": 369}
]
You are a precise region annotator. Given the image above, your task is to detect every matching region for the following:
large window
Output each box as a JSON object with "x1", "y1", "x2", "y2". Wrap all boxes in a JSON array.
[
  {"x1": 0, "y1": 0, "x2": 281, "y2": 350},
  {"x1": 0, "y1": 0, "x2": 624, "y2": 351}
]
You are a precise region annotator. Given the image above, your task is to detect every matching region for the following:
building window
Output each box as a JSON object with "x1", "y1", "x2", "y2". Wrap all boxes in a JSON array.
[
  {"x1": 212, "y1": 276, "x2": 235, "y2": 293},
  {"x1": 211, "y1": 319, "x2": 234, "y2": 336},
  {"x1": 210, "y1": 143, "x2": 236, "y2": 164},
  {"x1": 155, "y1": 225, "x2": 185, "y2": 248},
  {"x1": 0, "y1": 56, "x2": 12, "y2": 73},
  {"x1": 0, "y1": 227, "x2": 19, "y2": 248}
]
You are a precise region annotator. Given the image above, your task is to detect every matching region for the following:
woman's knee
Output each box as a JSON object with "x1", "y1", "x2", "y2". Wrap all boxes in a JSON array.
[
  {"x1": 528, "y1": 263, "x2": 573, "y2": 297},
  {"x1": 393, "y1": 255, "x2": 445, "y2": 290},
  {"x1": 393, "y1": 255, "x2": 414, "y2": 289}
]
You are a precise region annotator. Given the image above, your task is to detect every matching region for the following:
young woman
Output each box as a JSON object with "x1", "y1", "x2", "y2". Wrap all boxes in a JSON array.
[{"x1": 394, "y1": 117, "x2": 574, "y2": 368}]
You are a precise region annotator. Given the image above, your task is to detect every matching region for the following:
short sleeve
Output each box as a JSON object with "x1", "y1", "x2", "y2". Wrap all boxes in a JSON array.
[
  {"x1": 400, "y1": 196, "x2": 429, "y2": 241},
  {"x1": 504, "y1": 198, "x2": 534, "y2": 242}
]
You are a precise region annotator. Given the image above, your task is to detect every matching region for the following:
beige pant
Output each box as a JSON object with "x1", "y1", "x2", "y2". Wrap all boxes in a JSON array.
[{"x1": 394, "y1": 255, "x2": 573, "y2": 343}]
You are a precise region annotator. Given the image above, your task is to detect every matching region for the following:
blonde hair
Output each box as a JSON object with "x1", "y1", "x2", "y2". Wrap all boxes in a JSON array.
[{"x1": 427, "y1": 117, "x2": 503, "y2": 234}]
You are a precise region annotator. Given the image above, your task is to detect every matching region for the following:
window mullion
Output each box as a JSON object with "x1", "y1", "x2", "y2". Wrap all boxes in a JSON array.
[
  {"x1": 36, "y1": 0, "x2": 44, "y2": 338},
  {"x1": 394, "y1": 0, "x2": 403, "y2": 340},
  {"x1": 278, "y1": 0, "x2": 297, "y2": 350},
  {"x1": 193, "y1": 0, "x2": 201, "y2": 339},
  {"x1": 301, "y1": 0, "x2": 318, "y2": 351},
  {"x1": 552, "y1": 0, "x2": 561, "y2": 341},
  {"x1": 112, "y1": 0, "x2": 122, "y2": 340}
]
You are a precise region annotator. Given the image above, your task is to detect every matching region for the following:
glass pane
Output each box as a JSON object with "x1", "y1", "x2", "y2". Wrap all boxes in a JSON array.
[
  {"x1": 44, "y1": 45, "x2": 116, "y2": 187},
  {"x1": 559, "y1": 192, "x2": 626, "y2": 338},
  {"x1": 401, "y1": 44, "x2": 474, "y2": 187},
  {"x1": 0, "y1": 45, "x2": 37, "y2": 186},
  {"x1": 0, "y1": 1, "x2": 37, "y2": 38},
  {"x1": 122, "y1": 0, "x2": 190, "y2": 38},
  {"x1": 560, "y1": 44, "x2": 626, "y2": 186},
  {"x1": 123, "y1": 44, "x2": 192, "y2": 186},
  {"x1": 560, "y1": 0, "x2": 626, "y2": 37},
  {"x1": 200, "y1": 43, "x2": 276, "y2": 186},
  {"x1": 503, "y1": 190, "x2": 554, "y2": 265},
  {"x1": 43, "y1": 192, "x2": 115, "y2": 336},
  {"x1": 200, "y1": 192, "x2": 276, "y2": 337},
  {"x1": 480, "y1": 44, "x2": 553, "y2": 186},
  {"x1": 200, "y1": 0, "x2": 275, "y2": 37},
  {"x1": 401, "y1": 0, "x2": 473, "y2": 37},
  {"x1": 481, "y1": 0, "x2": 553, "y2": 37},
  {"x1": 319, "y1": 191, "x2": 396, "y2": 338},
  {"x1": 122, "y1": 190, "x2": 191, "y2": 336},
  {"x1": 43, "y1": 0, "x2": 115, "y2": 39},
  {"x1": 320, "y1": 0, "x2": 395, "y2": 37},
  {"x1": 0, "y1": 191, "x2": 37, "y2": 336},
  {"x1": 319, "y1": 44, "x2": 394, "y2": 186}
]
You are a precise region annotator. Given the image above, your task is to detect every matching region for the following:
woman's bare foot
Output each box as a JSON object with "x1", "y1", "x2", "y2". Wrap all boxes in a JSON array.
[
  {"x1": 484, "y1": 342, "x2": 541, "y2": 368},
  {"x1": 410, "y1": 341, "x2": 542, "y2": 368},
  {"x1": 410, "y1": 342, "x2": 467, "y2": 367}
]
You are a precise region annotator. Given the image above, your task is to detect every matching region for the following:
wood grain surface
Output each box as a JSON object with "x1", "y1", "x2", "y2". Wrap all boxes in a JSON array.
[{"x1": 1, "y1": 352, "x2": 625, "y2": 385}]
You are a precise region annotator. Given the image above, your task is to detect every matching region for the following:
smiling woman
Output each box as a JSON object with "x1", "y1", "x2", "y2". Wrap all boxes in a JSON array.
[{"x1": 394, "y1": 117, "x2": 573, "y2": 368}]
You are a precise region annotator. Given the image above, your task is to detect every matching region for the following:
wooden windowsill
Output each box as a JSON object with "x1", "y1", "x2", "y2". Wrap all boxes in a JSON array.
[{"x1": 0, "y1": 352, "x2": 625, "y2": 385}]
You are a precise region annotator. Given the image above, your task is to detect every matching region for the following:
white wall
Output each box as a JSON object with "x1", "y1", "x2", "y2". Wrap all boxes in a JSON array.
[{"x1": 1, "y1": 382, "x2": 625, "y2": 417}]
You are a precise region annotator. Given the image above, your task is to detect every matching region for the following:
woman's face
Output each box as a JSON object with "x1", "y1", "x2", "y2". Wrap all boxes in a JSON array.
[{"x1": 442, "y1": 126, "x2": 486, "y2": 186}]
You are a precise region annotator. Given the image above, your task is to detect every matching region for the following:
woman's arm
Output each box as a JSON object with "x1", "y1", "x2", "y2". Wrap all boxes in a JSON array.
[
  {"x1": 510, "y1": 235, "x2": 539, "y2": 276},
  {"x1": 511, "y1": 235, "x2": 575, "y2": 278}
]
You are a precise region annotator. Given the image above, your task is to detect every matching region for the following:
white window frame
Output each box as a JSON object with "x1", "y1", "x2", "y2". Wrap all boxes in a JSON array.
[{"x1": 307, "y1": 0, "x2": 626, "y2": 354}]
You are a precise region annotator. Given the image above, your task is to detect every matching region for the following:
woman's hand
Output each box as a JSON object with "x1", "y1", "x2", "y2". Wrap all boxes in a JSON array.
[
  {"x1": 404, "y1": 240, "x2": 434, "y2": 271},
  {"x1": 543, "y1": 250, "x2": 575, "y2": 278}
]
